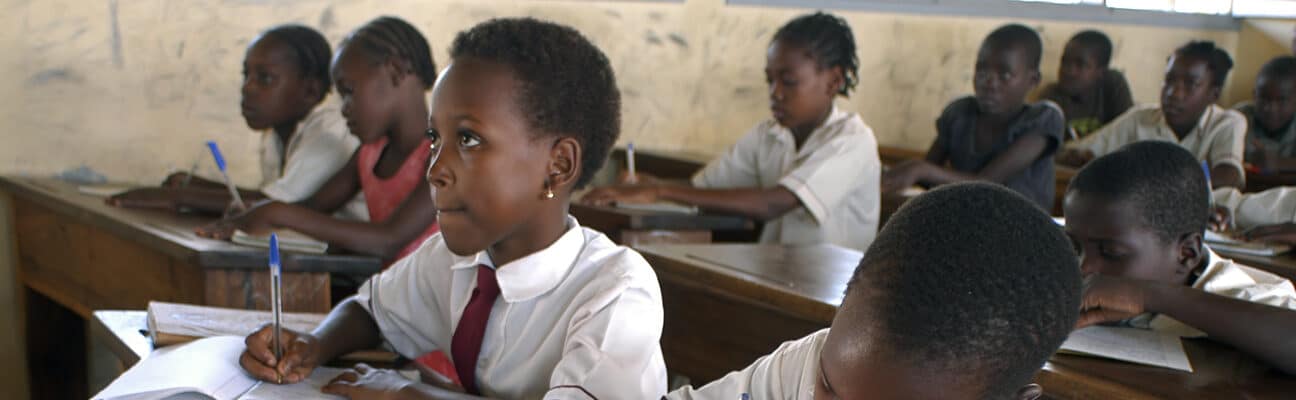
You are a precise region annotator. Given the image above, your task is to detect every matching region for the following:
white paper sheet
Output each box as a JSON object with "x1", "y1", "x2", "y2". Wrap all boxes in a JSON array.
[{"x1": 1059, "y1": 326, "x2": 1193, "y2": 372}]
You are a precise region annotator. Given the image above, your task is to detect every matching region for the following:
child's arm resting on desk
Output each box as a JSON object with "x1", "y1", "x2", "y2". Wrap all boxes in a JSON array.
[
  {"x1": 108, "y1": 187, "x2": 268, "y2": 214},
  {"x1": 1079, "y1": 275, "x2": 1296, "y2": 374},
  {"x1": 581, "y1": 184, "x2": 799, "y2": 221},
  {"x1": 881, "y1": 134, "x2": 1051, "y2": 191}
]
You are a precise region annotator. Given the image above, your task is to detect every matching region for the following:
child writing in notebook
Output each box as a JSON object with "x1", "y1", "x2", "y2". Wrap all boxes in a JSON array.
[
  {"x1": 195, "y1": 16, "x2": 439, "y2": 263},
  {"x1": 881, "y1": 24, "x2": 1064, "y2": 210},
  {"x1": 1237, "y1": 56, "x2": 1296, "y2": 172},
  {"x1": 1058, "y1": 41, "x2": 1246, "y2": 190},
  {"x1": 581, "y1": 12, "x2": 881, "y2": 251},
  {"x1": 1036, "y1": 30, "x2": 1134, "y2": 139},
  {"x1": 239, "y1": 18, "x2": 667, "y2": 398},
  {"x1": 108, "y1": 25, "x2": 366, "y2": 219},
  {"x1": 669, "y1": 183, "x2": 1081, "y2": 399},
  {"x1": 1065, "y1": 141, "x2": 1296, "y2": 374}
]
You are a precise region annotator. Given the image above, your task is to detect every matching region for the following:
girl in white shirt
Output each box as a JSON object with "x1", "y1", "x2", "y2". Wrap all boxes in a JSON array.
[{"x1": 239, "y1": 18, "x2": 667, "y2": 399}]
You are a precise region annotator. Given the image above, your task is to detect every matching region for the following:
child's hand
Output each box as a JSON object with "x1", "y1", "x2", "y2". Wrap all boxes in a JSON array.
[
  {"x1": 879, "y1": 160, "x2": 927, "y2": 193},
  {"x1": 1076, "y1": 275, "x2": 1148, "y2": 329},
  {"x1": 195, "y1": 204, "x2": 275, "y2": 239},
  {"x1": 1056, "y1": 148, "x2": 1095, "y2": 167},
  {"x1": 106, "y1": 188, "x2": 179, "y2": 211},
  {"x1": 240, "y1": 325, "x2": 321, "y2": 384},
  {"x1": 579, "y1": 185, "x2": 661, "y2": 206},
  {"x1": 1243, "y1": 223, "x2": 1296, "y2": 245},
  {"x1": 322, "y1": 364, "x2": 418, "y2": 400},
  {"x1": 1208, "y1": 206, "x2": 1233, "y2": 232},
  {"x1": 617, "y1": 170, "x2": 661, "y2": 185}
]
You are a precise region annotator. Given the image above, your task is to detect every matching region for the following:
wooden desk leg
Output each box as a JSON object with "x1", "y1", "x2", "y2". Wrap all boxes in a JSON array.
[
  {"x1": 204, "y1": 269, "x2": 331, "y2": 313},
  {"x1": 25, "y1": 287, "x2": 87, "y2": 399}
]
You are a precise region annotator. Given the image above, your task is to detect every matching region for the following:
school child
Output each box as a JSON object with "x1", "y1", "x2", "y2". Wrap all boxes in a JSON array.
[
  {"x1": 108, "y1": 25, "x2": 366, "y2": 219},
  {"x1": 580, "y1": 12, "x2": 881, "y2": 251},
  {"x1": 1036, "y1": 30, "x2": 1135, "y2": 139},
  {"x1": 238, "y1": 18, "x2": 668, "y2": 398},
  {"x1": 669, "y1": 183, "x2": 1081, "y2": 399},
  {"x1": 194, "y1": 16, "x2": 440, "y2": 264},
  {"x1": 881, "y1": 24, "x2": 1064, "y2": 210},
  {"x1": 1237, "y1": 56, "x2": 1296, "y2": 172},
  {"x1": 1058, "y1": 41, "x2": 1246, "y2": 190},
  {"x1": 1065, "y1": 141, "x2": 1296, "y2": 374}
]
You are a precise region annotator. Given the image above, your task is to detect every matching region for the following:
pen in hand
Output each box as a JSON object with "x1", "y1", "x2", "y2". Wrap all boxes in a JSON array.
[
  {"x1": 269, "y1": 233, "x2": 283, "y2": 384},
  {"x1": 206, "y1": 141, "x2": 247, "y2": 213}
]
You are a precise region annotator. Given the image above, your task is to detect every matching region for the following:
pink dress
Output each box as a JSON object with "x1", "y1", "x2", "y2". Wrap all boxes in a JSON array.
[{"x1": 357, "y1": 136, "x2": 439, "y2": 265}]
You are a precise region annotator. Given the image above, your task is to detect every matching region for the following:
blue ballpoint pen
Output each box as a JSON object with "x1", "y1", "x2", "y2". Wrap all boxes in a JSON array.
[
  {"x1": 269, "y1": 233, "x2": 283, "y2": 384},
  {"x1": 206, "y1": 141, "x2": 247, "y2": 211}
]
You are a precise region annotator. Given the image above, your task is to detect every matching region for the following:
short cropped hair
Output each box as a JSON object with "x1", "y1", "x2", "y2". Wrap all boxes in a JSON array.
[
  {"x1": 847, "y1": 182, "x2": 1081, "y2": 399},
  {"x1": 450, "y1": 18, "x2": 621, "y2": 188},
  {"x1": 984, "y1": 23, "x2": 1044, "y2": 70},
  {"x1": 1174, "y1": 41, "x2": 1233, "y2": 88},
  {"x1": 1259, "y1": 56, "x2": 1296, "y2": 83},
  {"x1": 1068, "y1": 141, "x2": 1210, "y2": 242},
  {"x1": 1069, "y1": 30, "x2": 1114, "y2": 67}
]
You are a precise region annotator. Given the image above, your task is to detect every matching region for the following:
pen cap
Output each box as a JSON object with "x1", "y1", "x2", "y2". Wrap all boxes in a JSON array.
[
  {"x1": 268, "y1": 233, "x2": 280, "y2": 273},
  {"x1": 206, "y1": 141, "x2": 228, "y2": 172}
]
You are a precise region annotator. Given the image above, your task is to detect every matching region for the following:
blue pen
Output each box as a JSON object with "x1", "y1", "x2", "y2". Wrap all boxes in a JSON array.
[
  {"x1": 626, "y1": 142, "x2": 637, "y2": 184},
  {"x1": 269, "y1": 233, "x2": 284, "y2": 384},
  {"x1": 206, "y1": 141, "x2": 247, "y2": 211}
]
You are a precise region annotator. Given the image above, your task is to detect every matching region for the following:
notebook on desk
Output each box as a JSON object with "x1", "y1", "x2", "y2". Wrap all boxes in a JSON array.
[
  {"x1": 93, "y1": 335, "x2": 346, "y2": 400},
  {"x1": 615, "y1": 202, "x2": 699, "y2": 214},
  {"x1": 1059, "y1": 325, "x2": 1193, "y2": 372},
  {"x1": 78, "y1": 183, "x2": 136, "y2": 198},
  {"x1": 232, "y1": 229, "x2": 328, "y2": 254},
  {"x1": 1204, "y1": 230, "x2": 1291, "y2": 257}
]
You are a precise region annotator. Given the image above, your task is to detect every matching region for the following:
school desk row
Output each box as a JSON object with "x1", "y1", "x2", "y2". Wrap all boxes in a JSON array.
[{"x1": 4, "y1": 175, "x2": 1294, "y2": 399}]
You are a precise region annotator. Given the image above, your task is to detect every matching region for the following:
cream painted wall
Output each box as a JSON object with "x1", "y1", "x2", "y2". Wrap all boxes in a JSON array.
[
  {"x1": 0, "y1": 0, "x2": 1258, "y2": 184},
  {"x1": 1228, "y1": 19, "x2": 1296, "y2": 106}
]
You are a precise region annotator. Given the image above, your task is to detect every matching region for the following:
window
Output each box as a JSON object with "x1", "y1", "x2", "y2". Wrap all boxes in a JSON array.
[{"x1": 1019, "y1": 0, "x2": 1296, "y2": 17}]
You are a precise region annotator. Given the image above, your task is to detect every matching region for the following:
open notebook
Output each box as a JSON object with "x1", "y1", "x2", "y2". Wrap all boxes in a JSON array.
[
  {"x1": 231, "y1": 229, "x2": 328, "y2": 254},
  {"x1": 147, "y1": 301, "x2": 325, "y2": 347},
  {"x1": 1059, "y1": 326, "x2": 1193, "y2": 372},
  {"x1": 93, "y1": 336, "x2": 347, "y2": 400}
]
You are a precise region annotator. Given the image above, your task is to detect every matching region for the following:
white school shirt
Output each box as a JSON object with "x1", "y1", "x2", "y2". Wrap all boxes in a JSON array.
[
  {"x1": 691, "y1": 105, "x2": 881, "y2": 251},
  {"x1": 259, "y1": 102, "x2": 368, "y2": 220},
  {"x1": 667, "y1": 329, "x2": 826, "y2": 400},
  {"x1": 1213, "y1": 186, "x2": 1296, "y2": 229},
  {"x1": 353, "y1": 216, "x2": 668, "y2": 399},
  {"x1": 1067, "y1": 103, "x2": 1246, "y2": 174},
  {"x1": 1135, "y1": 248, "x2": 1296, "y2": 337}
]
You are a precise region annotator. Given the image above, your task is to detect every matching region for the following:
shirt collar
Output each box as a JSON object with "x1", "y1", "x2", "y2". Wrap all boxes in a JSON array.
[
  {"x1": 448, "y1": 215, "x2": 586, "y2": 303},
  {"x1": 765, "y1": 104, "x2": 847, "y2": 140},
  {"x1": 1154, "y1": 104, "x2": 1216, "y2": 142}
]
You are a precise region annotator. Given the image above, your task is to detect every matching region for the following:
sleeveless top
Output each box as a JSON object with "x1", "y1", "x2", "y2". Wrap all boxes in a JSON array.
[{"x1": 357, "y1": 136, "x2": 439, "y2": 264}]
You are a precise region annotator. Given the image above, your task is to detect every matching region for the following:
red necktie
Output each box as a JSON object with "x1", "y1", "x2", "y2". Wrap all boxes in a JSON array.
[{"x1": 450, "y1": 265, "x2": 500, "y2": 395}]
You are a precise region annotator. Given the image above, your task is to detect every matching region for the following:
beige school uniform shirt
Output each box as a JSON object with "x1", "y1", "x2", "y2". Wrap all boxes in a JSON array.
[
  {"x1": 1133, "y1": 249, "x2": 1296, "y2": 337},
  {"x1": 691, "y1": 105, "x2": 881, "y2": 251},
  {"x1": 1067, "y1": 103, "x2": 1246, "y2": 174},
  {"x1": 259, "y1": 103, "x2": 368, "y2": 220},
  {"x1": 1213, "y1": 186, "x2": 1296, "y2": 229},
  {"x1": 353, "y1": 216, "x2": 668, "y2": 399},
  {"x1": 667, "y1": 328, "x2": 826, "y2": 400}
]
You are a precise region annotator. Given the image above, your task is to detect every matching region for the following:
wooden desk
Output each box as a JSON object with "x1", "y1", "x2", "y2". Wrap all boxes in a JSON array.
[
  {"x1": 635, "y1": 243, "x2": 860, "y2": 383},
  {"x1": 1247, "y1": 171, "x2": 1296, "y2": 193},
  {"x1": 1, "y1": 176, "x2": 381, "y2": 398},
  {"x1": 637, "y1": 243, "x2": 1296, "y2": 397},
  {"x1": 570, "y1": 204, "x2": 754, "y2": 245},
  {"x1": 607, "y1": 147, "x2": 710, "y2": 181}
]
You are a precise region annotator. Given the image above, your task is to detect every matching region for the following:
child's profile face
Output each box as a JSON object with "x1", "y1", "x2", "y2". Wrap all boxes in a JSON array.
[
  {"x1": 1057, "y1": 41, "x2": 1103, "y2": 96},
  {"x1": 331, "y1": 46, "x2": 399, "y2": 143},
  {"x1": 1063, "y1": 191, "x2": 1193, "y2": 284},
  {"x1": 1161, "y1": 54, "x2": 1219, "y2": 131},
  {"x1": 1253, "y1": 74, "x2": 1296, "y2": 133},
  {"x1": 974, "y1": 43, "x2": 1039, "y2": 116},
  {"x1": 765, "y1": 39, "x2": 842, "y2": 133},
  {"x1": 425, "y1": 57, "x2": 558, "y2": 256},
  {"x1": 241, "y1": 36, "x2": 314, "y2": 131}
]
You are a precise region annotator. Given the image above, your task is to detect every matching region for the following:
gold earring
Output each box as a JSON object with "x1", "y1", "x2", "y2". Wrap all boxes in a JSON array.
[{"x1": 543, "y1": 182, "x2": 555, "y2": 199}]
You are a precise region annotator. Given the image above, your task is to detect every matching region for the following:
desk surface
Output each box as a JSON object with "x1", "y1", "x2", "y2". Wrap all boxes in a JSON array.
[
  {"x1": 1040, "y1": 339, "x2": 1296, "y2": 399},
  {"x1": 570, "y1": 204, "x2": 754, "y2": 232},
  {"x1": 636, "y1": 243, "x2": 860, "y2": 324},
  {"x1": 0, "y1": 176, "x2": 380, "y2": 275}
]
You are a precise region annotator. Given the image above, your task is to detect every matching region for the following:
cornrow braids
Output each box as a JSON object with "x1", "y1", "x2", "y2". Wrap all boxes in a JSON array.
[
  {"x1": 342, "y1": 16, "x2": 437, "y2": 89},
  {"x1": 261, "y1": 24, "x2": 333, "y2": 103},
  {"x1": 772, "y1": 11, "x2": 860, "y2": 97}
]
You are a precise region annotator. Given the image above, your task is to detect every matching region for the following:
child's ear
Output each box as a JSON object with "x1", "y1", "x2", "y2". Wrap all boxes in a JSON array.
[
  {"x1": 547, "y1": 136, "x2": 582, "y2": 192},
  {"x1": 1029, "y1": 69, "x2": 1042, "y2": 87},
  {"x1": 1175, "y1": 232, "x2": 1206, "y2": 277},
  {"x1": 827, "y1": 65, "x2": 845, "y2": 96},
  {"x1": 1208, "y1": 84, "x2": 1223, "y2": 103},
  {"x1": 1014, "y1": 384, "x2": 1043, "y2": 400},
  {"x1": 302, "y1": 79, "x2": 324, "y2": 105},
  {"x1": 385, "y1": 57, "x2": 413, "y2": 87}
]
